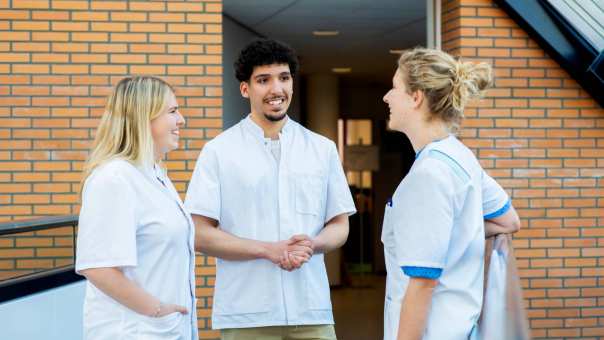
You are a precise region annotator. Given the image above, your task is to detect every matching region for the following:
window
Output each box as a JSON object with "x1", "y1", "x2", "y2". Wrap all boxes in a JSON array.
[{"x1": 544, "y1": 0, "x2": 604, "y2": 54}]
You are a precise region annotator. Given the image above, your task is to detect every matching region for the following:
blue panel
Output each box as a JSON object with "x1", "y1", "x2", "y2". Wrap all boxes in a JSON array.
[{"x1": 0, "y1": 281, "x2": 86, "y2": 340}]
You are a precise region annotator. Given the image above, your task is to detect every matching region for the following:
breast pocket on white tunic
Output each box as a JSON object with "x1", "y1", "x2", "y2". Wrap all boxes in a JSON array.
[
  {"x1": 381, "y1": 203, "x2": 395, "y2": 247},
  {"x1": 294, "y1": 175, "x2": 323, "y2": 216}
]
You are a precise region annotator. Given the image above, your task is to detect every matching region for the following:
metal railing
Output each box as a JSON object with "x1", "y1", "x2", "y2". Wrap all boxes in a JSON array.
[
  {"x1": 0, "y1": 215, "x2": 78, "y2": 235},
  {"x1": 0, "y1": 215, "x2": 82, "y2": 303}
]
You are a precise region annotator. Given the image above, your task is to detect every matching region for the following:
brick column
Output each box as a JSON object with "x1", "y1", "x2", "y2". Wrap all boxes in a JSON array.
[
  {"x1": 0, "y1": 1, "x2": 222, "y2": 337},
  {"x1": 442, "y1": 1, "x2": 604, "y2": 339}
]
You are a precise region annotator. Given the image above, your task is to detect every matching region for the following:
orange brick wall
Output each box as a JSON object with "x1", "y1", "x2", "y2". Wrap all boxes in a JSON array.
[
  {"x1": 443, "y1": 0, "x2": 604, "y2": 339},
  {"x1": 0, "y1": 226, "x2": 75, "y2": 280},
  {"x1": 0, "y1": 1, "x2": 221, "y2": 338}
]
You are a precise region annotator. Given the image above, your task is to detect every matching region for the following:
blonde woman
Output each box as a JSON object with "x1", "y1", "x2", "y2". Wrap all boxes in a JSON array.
[
  {"x1": 75, "y1": 76, "x2": 197, "y2": 340},
  {"x1": 380, "y1": 48, "x2": 520, "y2": 340}
]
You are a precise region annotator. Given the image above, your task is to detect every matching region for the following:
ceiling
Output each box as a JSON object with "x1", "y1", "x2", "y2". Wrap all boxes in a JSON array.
[{"x1": 223, "y1": 0, "x2": 427, "y2": 83}]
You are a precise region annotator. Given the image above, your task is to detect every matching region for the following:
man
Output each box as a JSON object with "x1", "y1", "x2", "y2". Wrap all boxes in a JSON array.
[{"x1": 185, "y1": 39, "x2": 356, "y2": 340}]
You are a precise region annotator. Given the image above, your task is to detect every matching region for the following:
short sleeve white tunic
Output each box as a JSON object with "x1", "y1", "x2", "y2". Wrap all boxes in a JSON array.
[
  {"x1": 75, "y1": 159, "x2": 198, "y2": 340},
  {"x1": 381, "y1": 136, "x2": 510, "y2": 340},
  {"x1": 184, "y1": 116, "x2": 356, "y2": 329}
]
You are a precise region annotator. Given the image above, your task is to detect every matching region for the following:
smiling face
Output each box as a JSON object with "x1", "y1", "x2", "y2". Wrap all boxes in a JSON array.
[
  {"x1": 383, "y1": 68, "x2": 420, "y2": 133},
  {"x1": 150, "y1": 90, "x2": 184, "y2": 159},
  {"x1": 240, "y1": 63, "x2": 293, "y2": 123}
]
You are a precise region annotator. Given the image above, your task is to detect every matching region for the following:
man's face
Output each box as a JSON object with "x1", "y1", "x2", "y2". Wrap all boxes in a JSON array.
[{"x1": 240, "y1": 63, "x2": 293, "y2": 122}]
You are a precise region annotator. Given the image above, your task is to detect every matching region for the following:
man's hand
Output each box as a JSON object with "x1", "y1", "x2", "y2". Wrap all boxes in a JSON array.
[
  {"x1": 287, "y1": 234, "x2": 315, "y2": 255},
  {"x1": 262, "y1": 234, "x2": 314, "y2": 270},
  {"x1": 264, "y1": 234, "x2": 314, "y2": 271},
  {"x1": 280, "y1": 234, "x2": 315, "y2": 271}
]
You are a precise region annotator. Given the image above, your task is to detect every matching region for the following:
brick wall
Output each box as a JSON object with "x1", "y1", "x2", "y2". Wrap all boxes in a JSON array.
[
  {"x1": 443, "y1": 0, "x2": 604, "y2": 339},
  {"x1": 0, "y1": 225, "x2": 75, "y2": 280},
  {"x1": 0, "y1": 1, "x2": 222, "y2": 338}
]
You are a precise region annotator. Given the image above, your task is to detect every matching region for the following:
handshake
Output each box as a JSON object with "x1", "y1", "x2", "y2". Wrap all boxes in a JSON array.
[{"x1": 264, "y1": 234, "x2": 315, "y2": 272}]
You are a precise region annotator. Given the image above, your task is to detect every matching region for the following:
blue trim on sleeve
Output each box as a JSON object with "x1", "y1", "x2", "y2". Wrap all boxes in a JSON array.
[
  {"x1": 401, "y1": 266, "x2": 443, "y2": 279},
  {"x1": 484, "y1": 199, "x2": 512, "y2": 219}
]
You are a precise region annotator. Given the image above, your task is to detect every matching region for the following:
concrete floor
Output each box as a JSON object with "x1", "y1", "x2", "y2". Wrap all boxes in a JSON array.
[{"x1": 332, "y1": 274, "x2": 386, "y2": 340}]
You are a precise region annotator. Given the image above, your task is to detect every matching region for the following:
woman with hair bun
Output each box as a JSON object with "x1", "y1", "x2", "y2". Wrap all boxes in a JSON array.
[{"x1": 381, "y1": 48, "x2": 521, "y2": 340}]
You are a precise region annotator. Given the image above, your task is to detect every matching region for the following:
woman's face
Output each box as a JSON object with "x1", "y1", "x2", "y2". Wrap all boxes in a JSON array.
[
  {"x1": 151, "y1": 91, "x2": 184, "y2": 159},
  {"x1": 383, "y1": 68, "x2": 416, "y2": 133}
]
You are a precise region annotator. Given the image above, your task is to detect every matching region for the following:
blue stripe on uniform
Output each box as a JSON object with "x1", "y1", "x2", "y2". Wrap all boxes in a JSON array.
[
  {"x1": 484, "y1": 199, "x2": 512, "y2": 219},
  {"x1": 401, "y1": 266, "x2": 443, "y2": 279},
  {"x1": 427, "y1": 150, "x2": 470, "y2": 182}
]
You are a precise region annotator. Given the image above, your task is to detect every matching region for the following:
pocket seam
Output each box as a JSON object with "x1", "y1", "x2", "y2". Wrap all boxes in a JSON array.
[{"x1": 295, "y1": 176, "x2": 322, "y2": 215}]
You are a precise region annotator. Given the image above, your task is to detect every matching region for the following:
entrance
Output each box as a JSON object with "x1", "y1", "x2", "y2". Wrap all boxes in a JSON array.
[{"x1": 222, "y1": 1, "x2": 441, "y2": 338}]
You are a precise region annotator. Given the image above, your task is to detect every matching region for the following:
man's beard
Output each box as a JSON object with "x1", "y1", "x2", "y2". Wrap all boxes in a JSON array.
[{"x1": 264, "y1": 112, "x2": 287, "y2": 122}]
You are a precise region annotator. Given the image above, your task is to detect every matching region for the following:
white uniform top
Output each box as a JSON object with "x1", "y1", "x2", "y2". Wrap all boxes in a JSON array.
[
  {"x1": 185, "y1": 115, "x2": 356, "y2": 329},
  {"x1": 381, "y1": 135, "x2": 510, "y2": 340},
  {"x1": 76, "y1": 159, "x2": 198, "y2": 340}
]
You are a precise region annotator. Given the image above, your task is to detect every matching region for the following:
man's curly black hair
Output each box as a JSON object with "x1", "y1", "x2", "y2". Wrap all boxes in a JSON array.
[{"x1": 234, "y1": 39, "x2": 299, "y2": 82}]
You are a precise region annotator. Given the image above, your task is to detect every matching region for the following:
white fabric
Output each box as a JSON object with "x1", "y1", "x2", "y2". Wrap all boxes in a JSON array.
[
  {"x1": 381, "y1": 135, "x2": 509, "y2": 340},
  {"x1": 475, "y1": 236, "x2": 508, "y2": 340},
  {"x1": 185, "y1": 115, "x2": 356, "y2": 329},
  {"x1": 268, "y1": 138, "x2": 281, "y2": 162},
  {"x1": 482, "y1": 171, "x2": 510, "y2": 218},
  {"x1": 76, "y1": 159, "x2": 197, "y2": 340}
]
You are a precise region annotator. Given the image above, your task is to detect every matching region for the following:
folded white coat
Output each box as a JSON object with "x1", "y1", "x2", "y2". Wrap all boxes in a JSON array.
[{"x1": 471, "y1": 234, "x2": 532, "y2": 340}]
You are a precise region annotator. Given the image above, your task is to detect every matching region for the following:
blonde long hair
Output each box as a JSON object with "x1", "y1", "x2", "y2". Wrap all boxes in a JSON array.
[
  {"x1": 397, "y1": 48, "x2": 492, "y2": 132},
  {"x1": 82, "y1": 76, "x2": 173, "y2": 184}
]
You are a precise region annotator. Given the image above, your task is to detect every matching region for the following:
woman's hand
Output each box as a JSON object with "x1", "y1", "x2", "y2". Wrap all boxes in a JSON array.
[
  {"x1": 80, "y1": 267, "x2": 188, "y2": 318},
  {"x1": 154, "y1": 303, "x2": 188, "y2": 317}
]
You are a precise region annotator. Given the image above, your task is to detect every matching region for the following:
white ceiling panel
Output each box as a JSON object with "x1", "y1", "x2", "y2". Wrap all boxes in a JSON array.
[{"x1": 224, "y1": 0, "x2": 427, "y2": 82}]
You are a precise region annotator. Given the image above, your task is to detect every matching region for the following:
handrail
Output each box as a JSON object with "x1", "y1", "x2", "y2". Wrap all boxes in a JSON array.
[
  {"x1": 0, "y1": 215, "x2": 83, "y2": 303},
  {"x1": 0, "y1": 215, "x2": 78, "y2": 236},
  {"x1": 0, "y1": 265, "x2": 83, "y2": 303}
]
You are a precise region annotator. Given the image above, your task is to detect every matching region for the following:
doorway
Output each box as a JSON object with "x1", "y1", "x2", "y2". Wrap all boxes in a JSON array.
[{"x1": 222, "y1": 1, "x2": 440, "y2": 339}]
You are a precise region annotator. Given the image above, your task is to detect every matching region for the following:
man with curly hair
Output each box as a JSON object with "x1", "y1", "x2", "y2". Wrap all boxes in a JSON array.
[{"x1": 185, "y1": 39, "x2": 356, "y2": 339}]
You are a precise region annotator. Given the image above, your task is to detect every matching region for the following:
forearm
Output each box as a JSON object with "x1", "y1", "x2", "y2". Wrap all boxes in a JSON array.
[
  {"x1": 485, "y1": 220, "x2": 514, "y2": 237},
  {"x1": 312, "y1": 214, "x2": 349, "y2": 254},
  {"x1": 485, "y1": 205, "x2": 520, "y2": 238},
  {"x1": 195, "y1": 221, "x2": 269, "y2": 261},
  {"x1": 80, "y1": 267, "x2": 159, "y2": 316},
  {"x1": 397, "y1": 277, "x2": 436, "y2": 340}
]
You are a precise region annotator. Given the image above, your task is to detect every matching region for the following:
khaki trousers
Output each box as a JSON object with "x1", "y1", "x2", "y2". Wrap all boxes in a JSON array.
[{"x1": 221, "y1": 325, "x2": 337, "y2": 340}]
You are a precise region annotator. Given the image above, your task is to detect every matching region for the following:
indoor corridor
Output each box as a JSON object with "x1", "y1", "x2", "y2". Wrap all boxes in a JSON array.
[{"x1": 332, "y1": 275, "x2": 386, "y2": 340}]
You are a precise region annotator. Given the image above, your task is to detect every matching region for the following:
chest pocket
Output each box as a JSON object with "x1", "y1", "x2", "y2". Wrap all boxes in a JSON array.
[
  {"x1": 295, "y1": 175, "x2": 323, "y2": 216},
  {"x1": 381, "y1": 204, "x2": 395, "y2": 246}
]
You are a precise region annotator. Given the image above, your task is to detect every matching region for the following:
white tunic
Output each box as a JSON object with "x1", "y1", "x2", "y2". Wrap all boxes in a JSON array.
[
  {"x1": 76, "y1": 159, "x2": 198, "y2": 340},
  {"x1": 381, "y1": 136, "x2": 510, "y2": 340},
  {"x1": 185, "y1": 115, "x2": 356, "y2": 329}
]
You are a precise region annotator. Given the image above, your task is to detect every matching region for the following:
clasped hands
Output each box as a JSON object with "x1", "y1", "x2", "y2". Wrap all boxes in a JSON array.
[{"x1": 266, "y1": 234, "x2": 315, "y2": 272}]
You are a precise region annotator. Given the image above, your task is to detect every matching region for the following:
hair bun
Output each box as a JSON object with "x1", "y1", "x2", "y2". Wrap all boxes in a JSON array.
[
  {"x1": 450, "y1": 60, "x2": 492, "y2": 112},
  {"x1": 396, "y1": 47, "x2": 493, "y2": 132}
]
